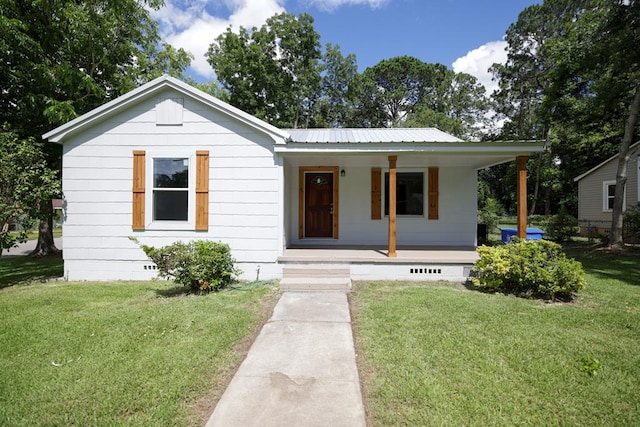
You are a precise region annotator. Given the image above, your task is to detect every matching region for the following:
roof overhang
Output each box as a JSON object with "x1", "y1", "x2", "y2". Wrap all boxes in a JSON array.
[{"x1": 275, "y1": 142, "x2": 545, "y2": 170}]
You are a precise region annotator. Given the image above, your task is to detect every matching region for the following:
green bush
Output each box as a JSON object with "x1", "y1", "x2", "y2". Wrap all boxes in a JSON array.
[
  {"x1": 624, "y1": 206, "x2": 640, "y2": 241},
  {"x1": 545, "y1": 211, "x2": 579, "y2": 242},
  {"x1": 133, "y1": 239, "x2": 240, "y2": 293},
  {"x1": 471, "y1": 239, "x2": 586, "y2": 301}
]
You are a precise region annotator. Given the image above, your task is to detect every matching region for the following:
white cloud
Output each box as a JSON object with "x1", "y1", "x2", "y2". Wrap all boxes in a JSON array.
[
  {"x1": 452, "y1": 40, "x2": 508, "y2": 97},
  {"x1": 302, "y1": 0, "x2": 389, "y2": 12},
  {"x1": 150, "y1": 0, "x2": 286, "y2": 80}
]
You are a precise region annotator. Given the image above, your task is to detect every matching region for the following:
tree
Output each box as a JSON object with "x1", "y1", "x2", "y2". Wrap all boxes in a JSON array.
[
  {"x1": 314, "y1": 43, "x2": 360, "y2": 128},
  {"x1": 207, "y1": 12, "x2": 322, "y2": 128},
  {"x1": 543, "y1": 0, "x2": 640, "y2": 247},
  {"x1": 0, "y1": 132, "x2": 59, "y2": 257},
  {"x1": 405, "y1": 71, "x2": 490, "y2": 139},
  {"x1": 0, "y1": 0, "x2": 192, "y2": 255},
  {"x1": 352, "y1": 56, "x2": 450, "y2": 128}
]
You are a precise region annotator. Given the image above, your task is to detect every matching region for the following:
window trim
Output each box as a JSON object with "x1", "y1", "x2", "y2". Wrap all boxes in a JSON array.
[
  {"x1": 602, "y1": 179, "x2": 626, "y2": 212},
  {"x1": 383, "y1": 170, "x2": 425, "y2": 217},
  {"x1": 145, "y1": 151, "x2": 196, "y2": 230}
]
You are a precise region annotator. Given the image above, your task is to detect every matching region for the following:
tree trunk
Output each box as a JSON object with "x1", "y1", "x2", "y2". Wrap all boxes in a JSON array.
[
  {"x1": 610, "y1": 84, "x2": 640, "y2": 249},
  {"x1": 30, "y1": 199, "x2": 60, "y2": 257}
]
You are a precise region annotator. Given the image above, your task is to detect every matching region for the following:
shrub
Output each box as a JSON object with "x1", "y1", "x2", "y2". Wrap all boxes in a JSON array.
[
  {"x1": 545, "y1": 211, "x2": 579, "y2": 242},
  {"x1": 133, "y1": 239, "x2": 240, "y2": 293},
  {"x1": 624, "y1": 206, "x2": 640, "y2": 242},
  {"x1": 471, "y1": 239, "x2": 586, "y2": 301}
]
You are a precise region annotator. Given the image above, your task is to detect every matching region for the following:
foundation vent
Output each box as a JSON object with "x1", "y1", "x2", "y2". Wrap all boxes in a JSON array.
[{"x1": 410, "y1": 267, "x2": 442, "y2": 275}]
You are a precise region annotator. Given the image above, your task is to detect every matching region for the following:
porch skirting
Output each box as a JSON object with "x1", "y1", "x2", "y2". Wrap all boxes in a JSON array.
[{"x1": 276, "y1": 247, "x2": 478, "y2": 283}]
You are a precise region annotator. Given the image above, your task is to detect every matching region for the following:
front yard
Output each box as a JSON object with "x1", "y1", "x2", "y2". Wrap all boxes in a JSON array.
[
  {"x1": 351, "y1": 246, "x2": 640, "y2": 426},
  {"x1": 1, "y1": 244, "x2": 638, "y2": 426},
  {"x1": 0, "y1": 278, "x2": 278, "y2": 426}
]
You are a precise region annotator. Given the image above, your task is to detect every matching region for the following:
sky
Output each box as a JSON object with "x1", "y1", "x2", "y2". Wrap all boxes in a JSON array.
[{"x1": 149, "y1": 0, "x2": 540, "y2": 96}]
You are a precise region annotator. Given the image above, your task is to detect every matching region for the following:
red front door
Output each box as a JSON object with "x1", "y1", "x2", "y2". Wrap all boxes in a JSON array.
[{"x1": 305, "y1": 172, "x2": 334, "y2": 238}]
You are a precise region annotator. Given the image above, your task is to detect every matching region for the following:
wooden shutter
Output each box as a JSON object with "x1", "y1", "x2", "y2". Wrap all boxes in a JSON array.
[
  {"x1": 371, "y1": 168, "x2": 382, "y2": 220},
  {"x1": 428, "y1": 167, "x2": 439, "y2": 220},
  {"x1": 132, "y1": 150, "x2": 145, "y2": 230},
  {"x1": 195, "y1": 150, "x2": 209, "y2": 231}
]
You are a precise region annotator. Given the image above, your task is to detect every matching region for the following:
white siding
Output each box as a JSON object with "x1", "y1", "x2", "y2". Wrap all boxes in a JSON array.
[
  {"x1": 62, "y1": 87, "x2": 282, "y2": 281},
  {"x1": 287, "y1": 164, "x2": 477, "y2": 247}
]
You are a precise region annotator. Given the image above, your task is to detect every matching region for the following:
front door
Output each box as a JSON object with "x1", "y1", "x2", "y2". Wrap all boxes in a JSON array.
[{"x1": 305, "y1": 172, "x2": 334, "y2": 238}]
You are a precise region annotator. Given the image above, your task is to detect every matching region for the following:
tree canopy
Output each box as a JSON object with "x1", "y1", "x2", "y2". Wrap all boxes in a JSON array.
[{"x1": 0, "y1": 0, "x2": 192, "y2": 255}]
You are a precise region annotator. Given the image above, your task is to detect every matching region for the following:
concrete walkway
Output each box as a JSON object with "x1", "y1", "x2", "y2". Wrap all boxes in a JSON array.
[
  {"x1": 206, "y1": 291, "x2": 366, "y2": 427},
  {"x1": 3, "y1": 237, "x2": 63, "y2": 256}
]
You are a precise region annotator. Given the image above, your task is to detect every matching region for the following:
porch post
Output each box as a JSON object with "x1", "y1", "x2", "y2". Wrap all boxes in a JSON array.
[
  {"x1": 388, "y1": 155, "x2": 397, "y2": 257},
  {"x1": 516, "y1": 155, "x2": 528, "y2": 239}
]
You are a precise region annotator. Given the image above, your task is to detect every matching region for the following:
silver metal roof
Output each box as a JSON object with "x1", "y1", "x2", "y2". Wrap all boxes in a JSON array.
[{"x1": 284, "y1": 128, "x2": 464, "y2": 143}]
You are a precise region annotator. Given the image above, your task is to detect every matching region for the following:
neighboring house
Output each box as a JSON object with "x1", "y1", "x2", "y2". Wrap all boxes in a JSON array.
[
  {"x1": 574, "y1": 141, "x2": 640, "y2": 236},
  {"x1": 43, "y1": 76, "x2": 543, "y2": 282}
]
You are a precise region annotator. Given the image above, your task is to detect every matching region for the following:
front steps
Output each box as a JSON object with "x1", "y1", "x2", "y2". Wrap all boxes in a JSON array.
[{"x1": 279, "y1": 266, "x2": 352, "y2": 291}]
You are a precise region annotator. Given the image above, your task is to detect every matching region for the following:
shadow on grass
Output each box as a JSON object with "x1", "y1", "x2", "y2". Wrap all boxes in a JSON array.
[
  {"x1": 154, "y1": 279, "x2": 279, "y2": 298},
  {"x1": 0, "y1": 254, "x2": 64, "y2": 289},
  {"x1": 564, "y1": 244, "x2": 640, "y2": 286}
]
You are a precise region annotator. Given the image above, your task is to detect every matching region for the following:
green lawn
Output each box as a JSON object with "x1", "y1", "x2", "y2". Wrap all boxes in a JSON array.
[
  {"x1": 0, "y1": 254, "x2": 64, "y2": 289},
  {"x1": 0, "y1": 280, "x2": 278, "y2": 426},
  {"x1": 351, "y1": 246, "x2": 640, "y2": 426}
]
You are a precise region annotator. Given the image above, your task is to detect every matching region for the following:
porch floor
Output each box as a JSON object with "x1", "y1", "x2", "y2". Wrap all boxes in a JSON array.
[{"x1": 279, "y1": 246, "x2": 479, "y2": 264}]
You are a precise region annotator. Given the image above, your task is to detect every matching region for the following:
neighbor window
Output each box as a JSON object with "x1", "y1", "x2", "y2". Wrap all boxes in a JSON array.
[
  {"x1": 153, "y1": 158, "x2": 189, "y2": 221},
  {"x1": 603, "y1": 180, "x2": 626, "y2": 212},
  {"x1": 384, "y1": 172, "x2": 424, "y2": 216}
]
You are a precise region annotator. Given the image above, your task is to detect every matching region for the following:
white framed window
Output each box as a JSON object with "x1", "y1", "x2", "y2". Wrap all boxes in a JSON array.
[
  {"x1": 603, "y1": 180, "x2": 626, "y2": 212},
  {"x1": 384, "y1": 171, "x2": 425, "y2": 216},
  {"x1": 145, "y1": 151, "x2": 196, "y2": 230}
]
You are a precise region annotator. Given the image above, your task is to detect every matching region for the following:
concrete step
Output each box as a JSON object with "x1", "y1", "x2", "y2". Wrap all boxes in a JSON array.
[
  {"x1": 279, "y1": 277, "x2": 352, "y2": 291},
  {"x1": 281, "y1": 266, "x2": 352, "y2": 291},
  {"x1": 282, "y1": 267, "x2": 351, "y2": 278}
]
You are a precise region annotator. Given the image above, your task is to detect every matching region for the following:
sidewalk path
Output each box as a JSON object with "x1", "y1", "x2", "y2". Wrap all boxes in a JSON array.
[
  {"x1": 3, "y1": 237, "x2": 63, "y2": 256},
  {"x1": 206, "y1": 291, "x2": 366, "y2": 427}
]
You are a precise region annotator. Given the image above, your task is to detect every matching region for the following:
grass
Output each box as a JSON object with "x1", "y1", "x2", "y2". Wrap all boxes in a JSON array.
[
  {"x1": 0, "y1": 280, "x2": 278, "y2": 426},
  {"x1": 0, "y1": 254, "x2": 64, "y2": 288},
  {"x1": 351, "y1": 245, "x2": 640, "y2": 426}
]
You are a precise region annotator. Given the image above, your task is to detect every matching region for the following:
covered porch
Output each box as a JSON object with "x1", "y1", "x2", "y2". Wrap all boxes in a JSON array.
[{"x1": 277, "y1": 129, "x2": 544, "y2": 261}]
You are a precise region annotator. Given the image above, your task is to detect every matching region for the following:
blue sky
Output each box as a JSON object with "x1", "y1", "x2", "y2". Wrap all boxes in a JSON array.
[{"x1": 150, "y1": 0, "x2": 540, "y2": 95}]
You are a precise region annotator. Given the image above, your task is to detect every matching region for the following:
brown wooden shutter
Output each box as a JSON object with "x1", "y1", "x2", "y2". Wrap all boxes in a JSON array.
[
  {"x1": 132, "y1": 150, "x2": 145, "y2": 230},
  {"x1": 195, "y1": 150, "x2": 209, "y2": 231},
  {"x1": 371, "y1": 168, "x2": 382, "y2": 220},
  {"x1": 428, "y1": 167, "x2": 439, "y2": 220}
]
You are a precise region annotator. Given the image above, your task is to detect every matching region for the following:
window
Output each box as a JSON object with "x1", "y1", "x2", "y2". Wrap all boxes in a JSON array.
[
  {"x1": 132, "y1": 150, "x2": 209, "y2": 231},
  {"x1": 384, "y1": 172, "x2": 424, "y2": 216},
  {"x1": 603, "y1": 180, "x2": 626, "y2": 212},
  {"x1": 153, "y1": 158, "x2": 189, "y2": 221}
]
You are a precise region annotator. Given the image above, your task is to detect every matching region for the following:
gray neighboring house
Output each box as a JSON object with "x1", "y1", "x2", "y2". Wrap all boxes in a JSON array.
[{"x1": 574, "y1": 141, "x2": 640, "y2": 235}]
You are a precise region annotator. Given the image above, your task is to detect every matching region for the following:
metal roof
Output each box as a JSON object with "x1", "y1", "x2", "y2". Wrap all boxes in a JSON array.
[{"x1": 284, "y1": 128, "x2": 463, "y2": 144}]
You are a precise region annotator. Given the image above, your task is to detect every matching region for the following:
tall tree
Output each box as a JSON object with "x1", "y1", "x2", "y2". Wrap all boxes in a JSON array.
[
  {"x1": 544, "y1": 0, "x2": 640, "y2": 247},
  {"x1": 0, "y1": 0, "x2": 192, "y2": 255},
  {"x1": 207, "y1": 12, "x2": 322, "y2": 128},
  {"x1": 352, "y1": 56, "x2": 449, "y2": 128},
  {"x1": 314, "y1": 43, "x2": 360, "y2": 128},
  {"x1": 405, "y1": 71, "x2": 490, "y2": 139},
  {"x1": 0, "y1": 132, "x2": 59, "y2": 256}
]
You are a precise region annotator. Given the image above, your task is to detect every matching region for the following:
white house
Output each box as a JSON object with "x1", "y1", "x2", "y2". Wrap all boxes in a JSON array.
[
  {"x1": 574, "y1": 141, "x2": 640, "y2": 236},
  {"x1": 43, "y1": 76, "x2": 544, "y2": 283}
]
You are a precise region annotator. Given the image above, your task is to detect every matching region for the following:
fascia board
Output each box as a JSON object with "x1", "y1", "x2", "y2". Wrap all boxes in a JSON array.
[{"x1": 275, "y1": 142, "x2": 545, "y2": 155}]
